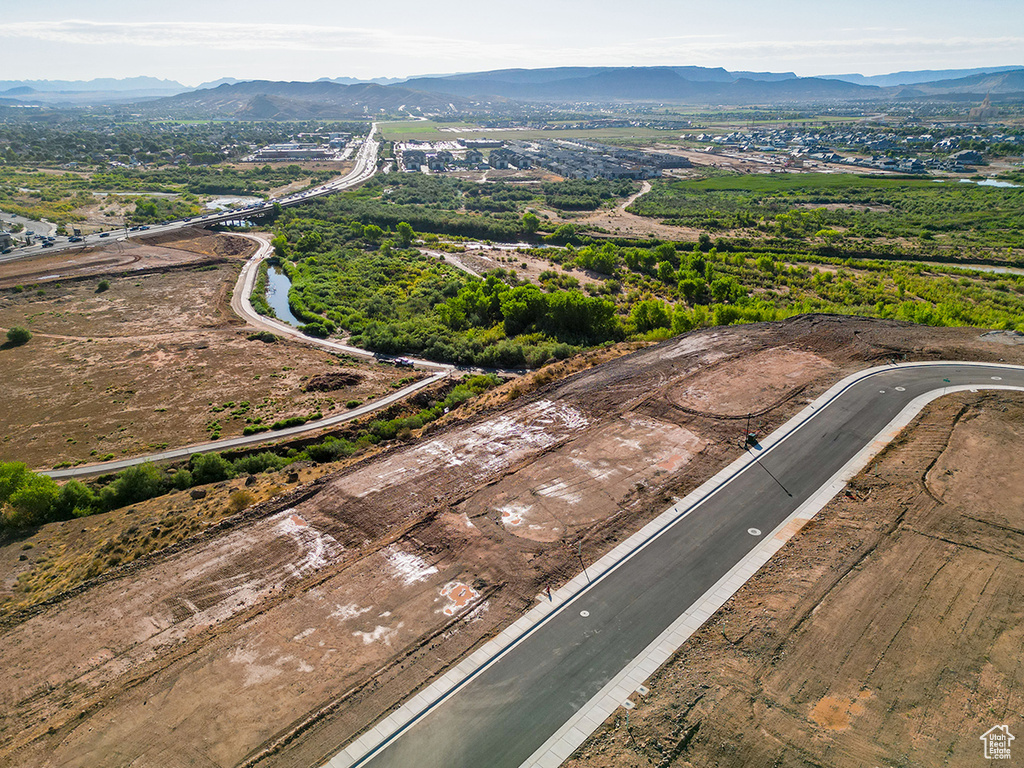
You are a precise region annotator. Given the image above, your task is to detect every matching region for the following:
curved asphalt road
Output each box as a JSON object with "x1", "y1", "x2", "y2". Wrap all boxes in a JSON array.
[
  {"x1": 344, "y1": 361, "x2": 1024, "y2": 768},
  {"x1": 42, "y1": 127, "x2": 465, "y2": 479}
]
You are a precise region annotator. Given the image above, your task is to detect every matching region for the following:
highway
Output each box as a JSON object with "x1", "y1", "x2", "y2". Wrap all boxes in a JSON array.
[
  {"x1": 0, "y1": 123, "x2": 380, "y2": 266},
  {"x1": 39, "y1": 126, "x2": 463, "y2": 480},
  {"x1": 333, "y1": 361, "x2": 1024, "y2": 768}
]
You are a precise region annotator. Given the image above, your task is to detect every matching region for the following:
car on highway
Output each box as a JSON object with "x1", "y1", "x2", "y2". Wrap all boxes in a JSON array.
[
  {"x1": 394, "y1": 357, "x2": 415, "y2": 368},
  {"x1": 41, "y1": 241, "x2": 54, "y2": 248},
  {"x1": 98, "y1": 232, "x2": 110, "y2": 238},
  {"x1": 1, "y1": 248, "x2": 12, "y2": 255},
  {"x1": 68, "y1": 236, "x2": 83, "y2": 242}
]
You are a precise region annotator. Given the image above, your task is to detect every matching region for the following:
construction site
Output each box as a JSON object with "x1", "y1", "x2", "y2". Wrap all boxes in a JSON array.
[{"x1": 2, "y1": 314, "x2": 1023, "y2": 768}]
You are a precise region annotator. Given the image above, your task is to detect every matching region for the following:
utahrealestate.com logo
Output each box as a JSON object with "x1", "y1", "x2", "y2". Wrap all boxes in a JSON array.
[{"x1": 981, "y1": 725, "x2": 1014, "y2": 760}]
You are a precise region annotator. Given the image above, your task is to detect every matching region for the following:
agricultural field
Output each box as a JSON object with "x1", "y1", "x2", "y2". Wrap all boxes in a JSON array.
[{"x1": 378, "y1": 120, "x2": 681, "y2": 144}]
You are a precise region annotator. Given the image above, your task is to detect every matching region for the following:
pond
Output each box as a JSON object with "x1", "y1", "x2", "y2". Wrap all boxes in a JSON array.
[
  {"x1": 948, "y1": 178, "x2": 1021, "y2": 188},
  {"x1": 264, "y1": 264, "x2": 303, "y2": 327}
]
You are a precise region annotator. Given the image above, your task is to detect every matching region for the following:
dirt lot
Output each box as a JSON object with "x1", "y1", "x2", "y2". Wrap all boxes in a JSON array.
[
  {"x1": 564, "y1": 391, "x2": 1024, "y2": 768},
  {"x1": 0, "y1": 232, "x2": 408, "y2": 468},
  {"x1": 0, "y1": 227, "x2": 252, "y2": 289},
  {"x1": 3, "y1": 316, "x2": 1024, "y2": 768}
]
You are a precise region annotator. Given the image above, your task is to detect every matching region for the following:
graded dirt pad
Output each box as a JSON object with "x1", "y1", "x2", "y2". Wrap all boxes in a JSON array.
[
  {"x1": 562, "y1": 392, "x2": 1024, "y2": 768},
  {"x1": 4, "y1": 316, "x2": 1024, "y2": 768},
  {"x1": 667, "y1": 346, "x2": 836, "y2": 417},
  {"x1": 0, "y1": 227, "x2": 254, "y2": 288},
  {"x1": 0, "y1": 256, "x2": 406, "y2": 468}
]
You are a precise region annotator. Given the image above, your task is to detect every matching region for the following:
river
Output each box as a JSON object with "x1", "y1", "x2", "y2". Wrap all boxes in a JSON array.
[{"x1": 264, "y1": 265, "x2": 303, "y2": 327}]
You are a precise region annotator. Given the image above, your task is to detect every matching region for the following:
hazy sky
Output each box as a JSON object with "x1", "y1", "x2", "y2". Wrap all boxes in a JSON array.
[{"x1": 3, "y1": 0, "x2": 1023, "y2": 84}]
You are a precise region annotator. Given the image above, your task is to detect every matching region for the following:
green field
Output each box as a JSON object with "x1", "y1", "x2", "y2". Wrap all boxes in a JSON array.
[
  {"x1": 629, "y1": 172, "x2": 1024, "y2": 254},
  {"x1": 378, "y1": 120, "x2": 677, "y2": 144}
]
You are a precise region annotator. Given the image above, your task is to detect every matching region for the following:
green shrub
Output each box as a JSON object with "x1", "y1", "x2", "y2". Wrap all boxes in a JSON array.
[
  {"x1": 6, "y1": 326, "x2": 32, "y2": 346},
  {"x1": 190, "y1": 453, "x2": 235, "y2": 484},
  {"x1": 232, "y1": 451, "x2": 288, "y2": 474},
  {"x1": 270, "y1": 416, "x2": 307, "y2": 430},
  {"x1": 100, "y1": 463, "x2": 166, "y2": 509}
]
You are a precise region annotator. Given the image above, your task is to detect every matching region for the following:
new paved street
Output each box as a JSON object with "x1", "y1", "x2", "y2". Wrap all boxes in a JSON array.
[{"x1": 344, "y1": 362, "x2": 1024, "y2": 768}]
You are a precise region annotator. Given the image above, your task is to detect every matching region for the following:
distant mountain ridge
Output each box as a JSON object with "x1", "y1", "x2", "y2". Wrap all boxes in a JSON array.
[
  {"x1": 400, "y1": 66, "x2": 877, "y2": 103},
  {"x1": 8, "y1": 65, "x2": 1024, "y2": 114},
  {"x1": 0, "y1": 76, "x2": 188, "y2": 93},
  {"x1": 822, "y1": 65, "x2": 1024, "y2": 87},
  {"x1": 142, "y1": 79, "x2": 474, "y2": 118}
]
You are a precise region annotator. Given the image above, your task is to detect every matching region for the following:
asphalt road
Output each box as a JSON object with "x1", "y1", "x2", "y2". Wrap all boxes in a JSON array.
[
  {"x1": 0, "y1": 124, "x2": 379, "y2": 266},
  {"x1": 349, "y1": 362, "x2": 1024, "y2": 768}
]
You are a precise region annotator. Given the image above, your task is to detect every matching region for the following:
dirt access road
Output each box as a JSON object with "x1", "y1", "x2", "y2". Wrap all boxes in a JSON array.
[
  {"x1": 0, "y1": 230, "x2": 410, "y2": 469},
  {"x1": 4, "y1": 317, "x2": 1024, "y2": 768}
]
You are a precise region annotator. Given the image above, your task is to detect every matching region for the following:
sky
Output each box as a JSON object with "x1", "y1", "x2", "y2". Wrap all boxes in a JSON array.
[{"x1": 2, "y1": 0, "x2": 1023, "y2": 85}]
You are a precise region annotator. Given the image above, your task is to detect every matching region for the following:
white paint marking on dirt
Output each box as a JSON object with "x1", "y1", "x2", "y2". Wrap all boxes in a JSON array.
[
  {"x1": 535, "y1": 480, "x2": 582, "y2": 505},
  {"x1": 330, "y1": 603, "x2": 372, "y2": 622},
  {"x1": 276, "y1": 509, "x2": 344, "y2": 575},
  {"x1": 384, "y1": 545, "x2": 439, "y2": 586},
  {"x1": 292, "y1": 628, "x2": 316, "y2": 641},
  {"x1": 229, "y1": 644, "x2": 312, "y2": 688},
  {"x1": 353, "y1": 623, "x2": 403, "y2": 647},
  {"x1": 343, "y1": 399, "x2": 590, "y2": 496},
  {"x1": 496, "y1": 503, "x2": 531, "y2": 527},
  {"x1": 440, "y1": 581, "x2": 480, "y2": 617},
  {"x1": 462, "y1": 600, "x2": 489, "y2": 624},
  {"x1": 660, "y1": 333, "x2": 717, "y2": 360},
  {"x1": 569, "y1": 456, "x2": 617, "y2": 482}
]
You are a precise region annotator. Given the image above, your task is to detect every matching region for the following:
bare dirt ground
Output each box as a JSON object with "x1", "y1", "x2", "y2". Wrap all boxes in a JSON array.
[
  {"x1": 3, "y1": 316, "x2": 1024, "y2": 768},
  {"x1": 0, "y1": 227, "x2": 252, "y2": 289},
  {"x1": 0, "y1": 232, "x2": 408, "y2": 468},
  {"x1": 439, "y1": 244, "x2": 608, "y2": 290},
  {"x1": 563, "y1": 391, "x2": 1024, "y2": 768},
  {"x1": 540, "y1": 181, "x2": 747, "y2": 243}
]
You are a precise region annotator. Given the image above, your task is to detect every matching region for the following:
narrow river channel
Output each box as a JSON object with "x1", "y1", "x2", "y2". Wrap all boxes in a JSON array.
[{"x1": 264, "y1": 265, "x2": 303, "y2": 327}]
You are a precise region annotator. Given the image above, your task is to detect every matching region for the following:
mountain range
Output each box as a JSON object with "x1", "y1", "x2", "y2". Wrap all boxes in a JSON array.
[
  {"x1": 135, "y1": 80, "x2": 475, "y2": 119},
  {"x1": 3, "y1": 65, "x2": 1022, "y2": 116}
]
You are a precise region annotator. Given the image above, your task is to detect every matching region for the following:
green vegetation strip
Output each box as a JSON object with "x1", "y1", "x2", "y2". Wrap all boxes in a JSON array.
[{"x1": 0, "y1": 375, "x2": 500, "y2": 535}]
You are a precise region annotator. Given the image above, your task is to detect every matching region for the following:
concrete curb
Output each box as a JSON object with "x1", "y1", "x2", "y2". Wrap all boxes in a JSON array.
[
  {"x1": 325, "y1": 360, "x2": 1024, "y2": 768},
  {"x1": 518, "y1": 381, "x2": 1024, "y2": 768}
]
